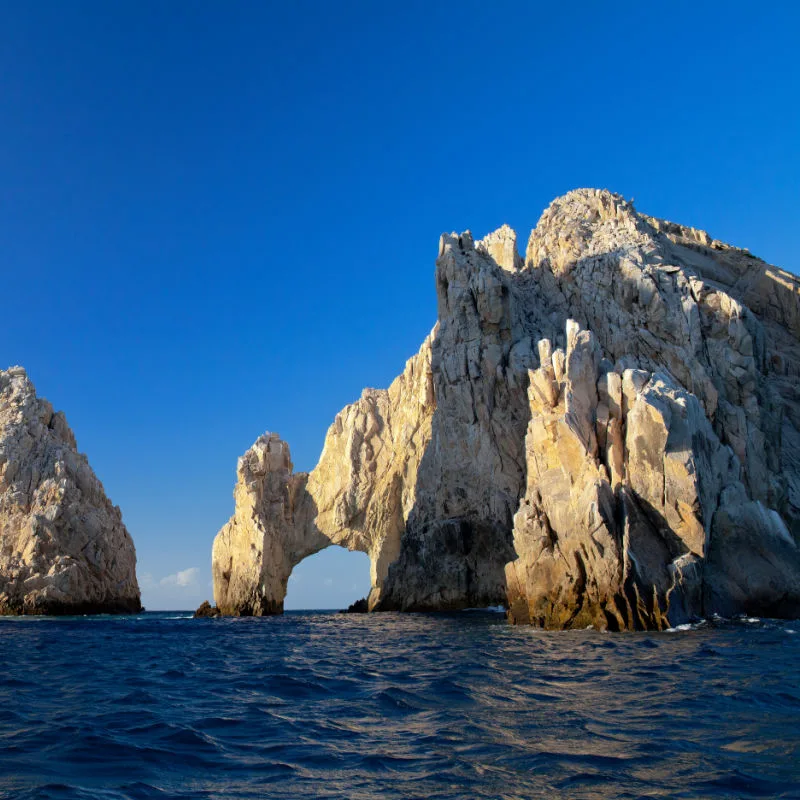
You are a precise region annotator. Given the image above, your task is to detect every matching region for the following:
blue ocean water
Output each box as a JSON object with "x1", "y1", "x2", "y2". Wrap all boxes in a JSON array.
[{"x1": 0, "y1": 611, "x2": 798, "y2": 800}]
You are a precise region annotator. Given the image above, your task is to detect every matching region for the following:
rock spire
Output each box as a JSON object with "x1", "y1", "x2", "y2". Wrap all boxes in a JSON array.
[{"x1": 0, "y1": 367, "x2": 141, "y2": 614}]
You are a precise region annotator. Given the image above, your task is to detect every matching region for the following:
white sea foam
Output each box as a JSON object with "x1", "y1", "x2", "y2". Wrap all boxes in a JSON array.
[{"x1": 665, "y1": 623, "x2": 696, "y2": 633}]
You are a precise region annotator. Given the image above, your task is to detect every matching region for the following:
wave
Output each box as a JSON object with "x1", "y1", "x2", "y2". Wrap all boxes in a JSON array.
[{"x1": 0, "y1": 612, "x2": 797, "y2": 799}]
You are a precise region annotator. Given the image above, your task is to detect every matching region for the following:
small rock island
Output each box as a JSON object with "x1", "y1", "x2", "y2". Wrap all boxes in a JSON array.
[
  {"x1": 207, "y1": 189, "x2": 800, "y2": 630},
  {"x1": 0, "y1": 367, "x2": 141, "y2": 614}
]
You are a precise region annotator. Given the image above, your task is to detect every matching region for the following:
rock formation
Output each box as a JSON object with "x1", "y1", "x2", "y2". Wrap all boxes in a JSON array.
[
  {"x1": 212, "y1": 189, "x2": 800, "y2": 629},
  {"x1": 0, "y1": 367, "x2": 141, "y2": 614},
  {"x1": 212, "y1": 333, "x2": 435, "y2": 615},
  {"x1": 340, "y1": 597, "x2": 368, "y2": 614},
  {"x1": 194, "y1": 600, "x2": 221, "y2": 618}
]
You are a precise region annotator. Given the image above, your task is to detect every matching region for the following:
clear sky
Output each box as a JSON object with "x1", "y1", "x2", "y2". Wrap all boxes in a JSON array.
[{"x1": 2, "y1": 2, "x2": 798, "y2": 610}]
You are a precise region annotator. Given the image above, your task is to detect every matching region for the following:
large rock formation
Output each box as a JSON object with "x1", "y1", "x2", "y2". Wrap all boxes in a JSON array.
[
  {"x1": 212, "y1": 189, "x2": 800, "y2": 629},
  {"x1": 0, "y1": 367, "x2": 141, "y2": 614},
  {"x1": 213, "y1": 332, "x2": 435, "y2": 615}
]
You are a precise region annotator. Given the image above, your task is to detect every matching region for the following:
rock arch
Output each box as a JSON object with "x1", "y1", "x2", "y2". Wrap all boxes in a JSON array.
[
  {"x1": 212, "y1": 225, "x2": 538, "y2": 616},
  {"x1": 212, "y1": 325, "x2": 435, "y2": 615}
]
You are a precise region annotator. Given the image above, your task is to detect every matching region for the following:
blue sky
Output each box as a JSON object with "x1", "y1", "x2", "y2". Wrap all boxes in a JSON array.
[{"x1": 2, "y1": 2, "x2": 798, "y2": 609}]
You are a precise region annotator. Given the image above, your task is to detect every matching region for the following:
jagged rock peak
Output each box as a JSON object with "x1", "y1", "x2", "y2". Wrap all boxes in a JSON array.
[
  {"x1": 477, "y1": 224, "x2": 523, "y2": 272},
  {"x1": 0, "y1": 367, "x2": 141, "y2": 615},
  {"x1": 526, "y1": 188, "x2": 655, "y2": 274},
  {"x1": 239, "y1": 432, "x2": 293, "y2": 483}
]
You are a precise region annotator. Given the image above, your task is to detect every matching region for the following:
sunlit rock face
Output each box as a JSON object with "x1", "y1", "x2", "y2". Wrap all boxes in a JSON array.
[
  {"x1": 0, "y1": 367, "x2": 141, "y2": 614},
  {"x1": 213, "y1": 336, "x2": 435, "y2": 615},
  {"x1": 213, "y1": 189, "x2": 800, "y2": 628},
  {"x1": 506, "y1": 323, "x2": 740, "y2": 630}
]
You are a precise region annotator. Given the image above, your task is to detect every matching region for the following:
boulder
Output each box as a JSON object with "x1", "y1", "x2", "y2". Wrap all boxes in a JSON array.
[
  {"x1": 340, "y1": 597, "x2": 369, "y2": 614},
  {"x1": 194, "y1": 600, "x2": 221, "y2": 618}
]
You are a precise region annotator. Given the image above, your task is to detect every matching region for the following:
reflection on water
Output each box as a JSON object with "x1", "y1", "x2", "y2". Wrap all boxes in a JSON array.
[{"x1": 0, "y1": 611, "x2": 798, "y2": 799}]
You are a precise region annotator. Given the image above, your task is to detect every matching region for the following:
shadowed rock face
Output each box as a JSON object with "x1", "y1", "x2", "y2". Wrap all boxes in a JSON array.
[
  {"x1": 212, "y1": 189, "x2": 800, "y2": 629},
  {"x1": 0, "y1": 367, "x2": 141, "y2": 615}
]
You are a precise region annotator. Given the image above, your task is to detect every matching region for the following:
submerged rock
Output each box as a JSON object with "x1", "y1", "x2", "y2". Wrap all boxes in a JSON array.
[
  {"x1": 194, "y1": 600, "x2": 221, "y2": 618},
  {"x1": 212, "y1": 189, "x2": 800, "y2": 629},
  {"x1": 340, "y1": 597, "x2": 369, "y2": 614},
  {"x1": 0, "y1": 367, "x2": 141, "y2": 615}
]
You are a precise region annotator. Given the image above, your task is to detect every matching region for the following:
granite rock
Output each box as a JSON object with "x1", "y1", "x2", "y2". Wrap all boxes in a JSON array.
[
  {"x1": 0, "y1": 367, "x2": 141, "y2": 615},
  {"x1": 213, "y1": 333, "x2": 435, "y2": 615},
  {"x1": 212, "y1": 189, "x2": 800, "y2": 629}
]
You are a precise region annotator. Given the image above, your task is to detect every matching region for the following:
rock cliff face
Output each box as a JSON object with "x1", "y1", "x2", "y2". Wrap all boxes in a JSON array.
[
  {"x1": 213, "y1": 189, "x2": 800, "y2": 629},
  {"x1": 0, "y1": 368, "x2": 141, "y2": 614}
]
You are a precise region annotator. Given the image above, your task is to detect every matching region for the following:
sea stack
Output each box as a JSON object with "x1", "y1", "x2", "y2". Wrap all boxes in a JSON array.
[
  {"x1": 211, "y1": 189, "x2": 800, "y2": 629},
  {"x1": 0, "y1": 367, "x2": 141, "y2": 614}
]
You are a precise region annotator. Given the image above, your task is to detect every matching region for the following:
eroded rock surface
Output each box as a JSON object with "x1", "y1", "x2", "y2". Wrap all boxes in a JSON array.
[
  {"x1": 213, "y1": 334, "x2": 435, "y2": 615},
  {"x1": 213, "y1": 189, "x2": 800, "y2": 628},
  {"x1": 0, "y1": 367, "x2": 141, "y2": 614},
  {"x1": 505, "y1": 321, "x2": 744, "y2": 629}
]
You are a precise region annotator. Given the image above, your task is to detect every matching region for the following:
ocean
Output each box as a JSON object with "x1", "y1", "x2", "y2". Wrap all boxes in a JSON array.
[{"x1": 0, "y1": 610, "x2": 798, "y2": 799}]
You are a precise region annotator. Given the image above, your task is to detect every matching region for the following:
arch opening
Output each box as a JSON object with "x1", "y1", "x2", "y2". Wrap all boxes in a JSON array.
[{"x1": 284, "y1": 546, "x2": 372, "y2": 611}]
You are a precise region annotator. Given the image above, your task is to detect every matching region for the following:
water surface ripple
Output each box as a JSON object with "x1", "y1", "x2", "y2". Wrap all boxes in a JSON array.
[{"x1": 0, "y1": 611, "x2": 798, "y2": 799}]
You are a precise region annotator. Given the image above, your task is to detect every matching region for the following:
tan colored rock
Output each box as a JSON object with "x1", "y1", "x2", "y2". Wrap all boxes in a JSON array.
[
  {"x1": 212, "y1": 433, "x2": 326, "y2": 615},
  {"x1": 375, "y1": 229, "x2": 540, "y2": 610},
  {"x1": 213, "y1": 335, "x2": 436, "y2": 615},
  {"x1": 213, "y1": 224, "x2": 537, "y2": 614},
  {"x1": 0, "y1": 367, "x2": 140, "y2": 614},
  {"x1": 525, "y1": 190, "x2": 794, "y2": 515},
  {"x1": 477, "y1": 224, "x2": 523, "y2": 272},
  {"x1": 212, "y1": 190, "x2": 800, "y2": 629},
  {"x1": 505, "y1": 325, "x2": 626, "y2": 629},
  {"x1": 506, "y1": 321, "x2": 743, "y2": 630}
]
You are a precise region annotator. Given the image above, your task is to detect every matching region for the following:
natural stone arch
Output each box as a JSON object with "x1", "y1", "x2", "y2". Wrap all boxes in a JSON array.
[
  {"x1": 212, "y1": 191, "x2": 800, "y2": 628},
  {"x1": 212, "y1": 335, "x2": 434, "y2": 616},
  {"x1": 212, "y1": 226, "x2": 540, "y2": 616}
]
